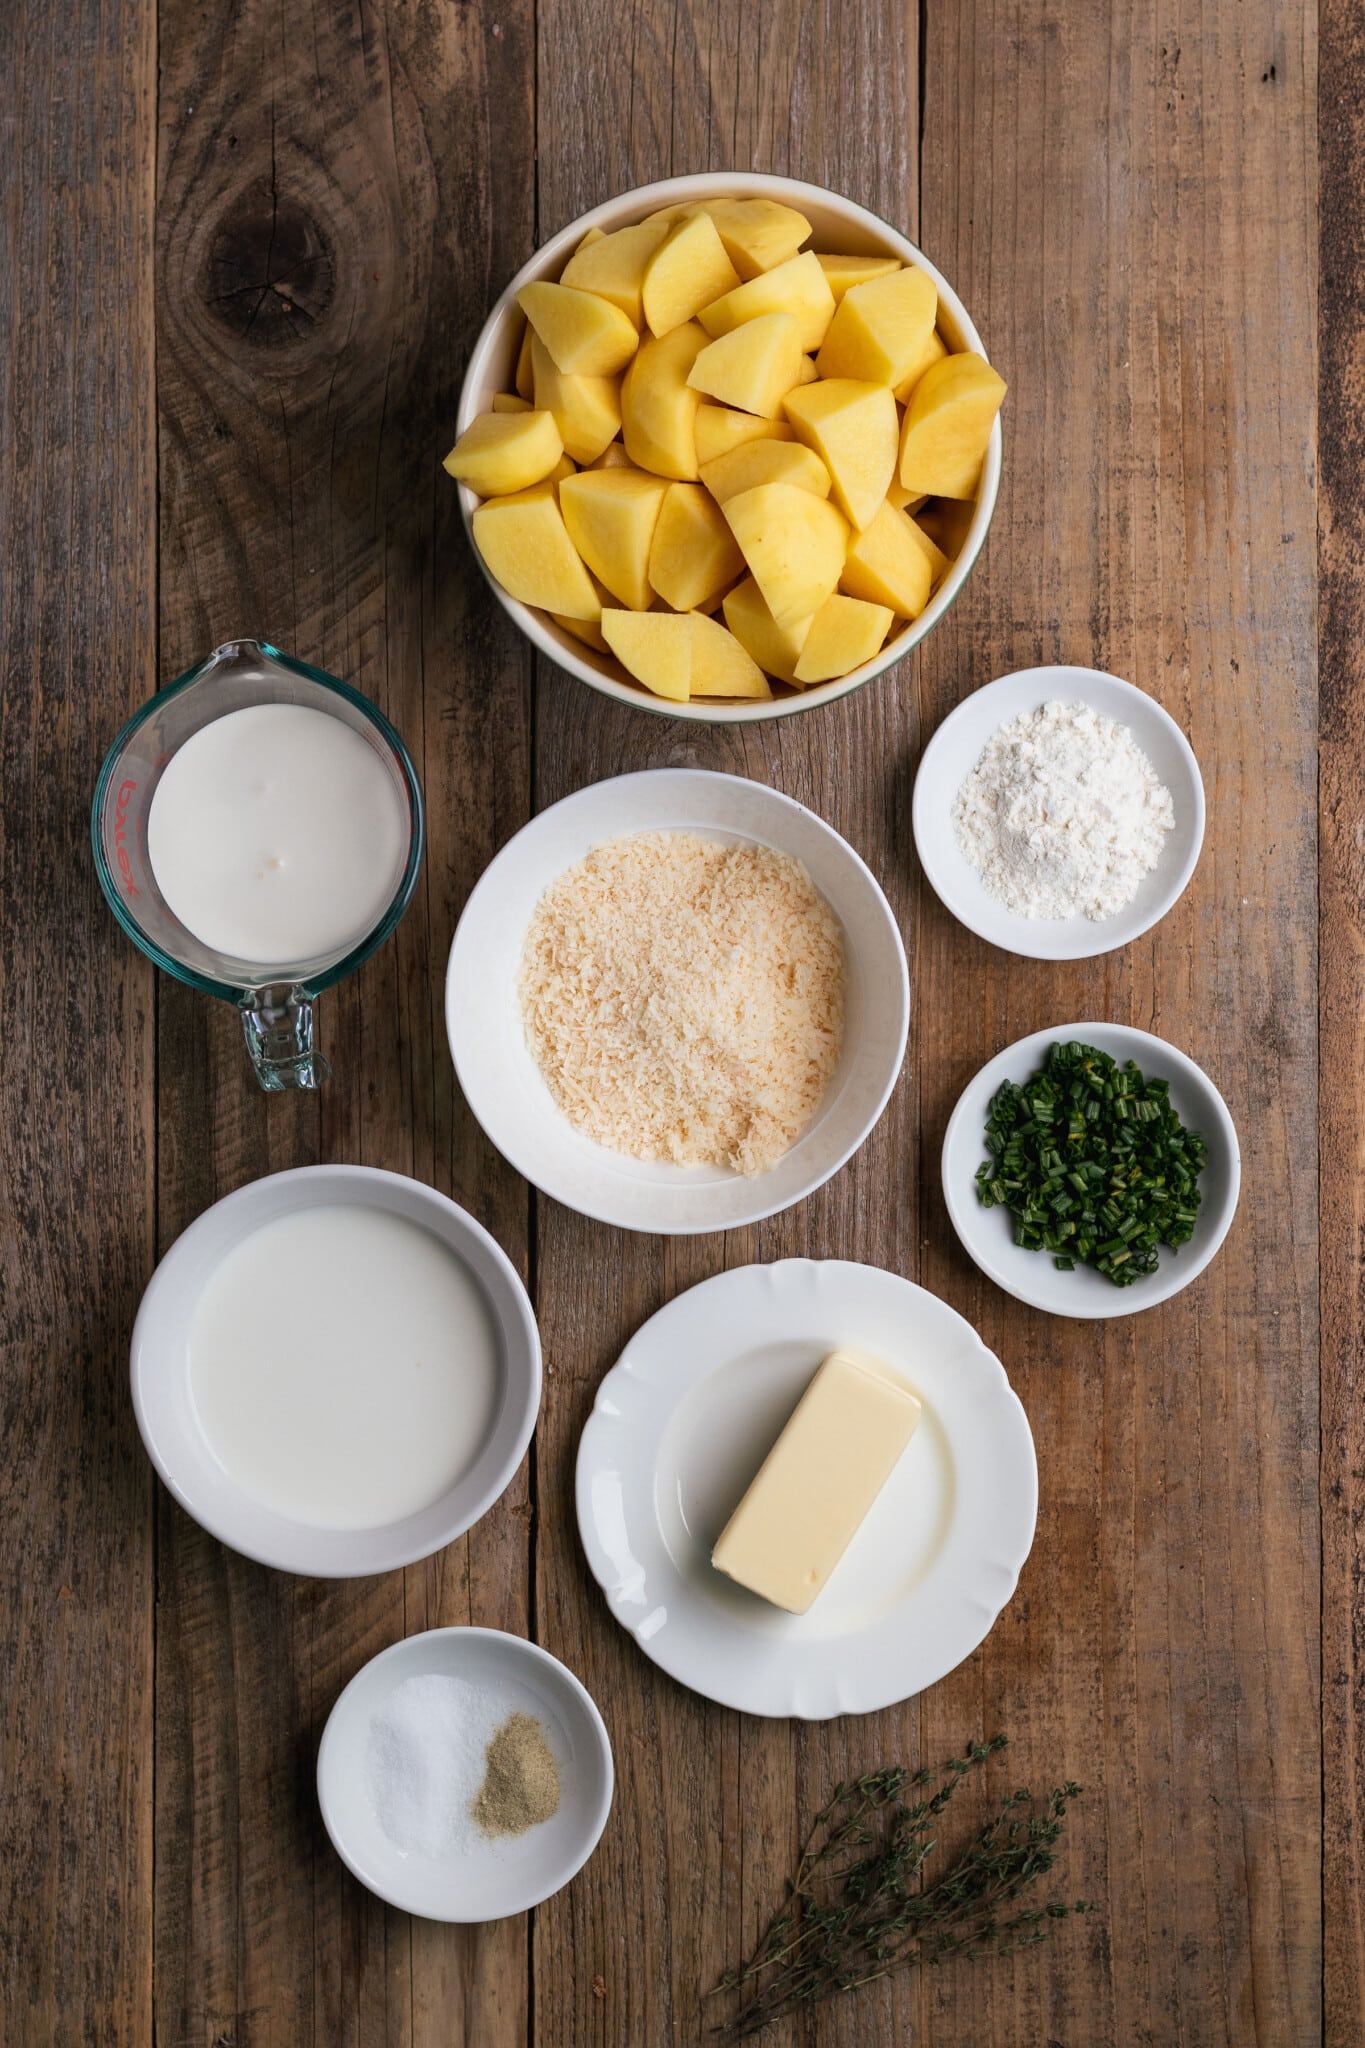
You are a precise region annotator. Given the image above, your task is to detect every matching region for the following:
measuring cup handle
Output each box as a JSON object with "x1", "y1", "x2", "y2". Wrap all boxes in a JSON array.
[{"x1": 239, "y1": 988, "x2": 332, "y2": 1092}]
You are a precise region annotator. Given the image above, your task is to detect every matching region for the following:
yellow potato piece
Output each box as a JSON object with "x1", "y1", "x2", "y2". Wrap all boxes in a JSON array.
[
  {"x1": 574, "y1": 224, "x2": 607, "y2": 252},
  {"x1": 815, "y1": 263, "x2": 937, "y2": 388},
  {"x1": 700, "y1": 438, "x2": 832, "y2": 505},
  {"x1": 722, "y1": 482, "x2": 850, "y2": 628},
  {"x1": 815, "y1": 252, "x2": 902, "y2": 302},
  {"x1": 898, "y1": 352, "x2": 1006, "y2": 497},
  {"x1": 559, "y1": 467, "x2": 671, "y2": 611},
  {"x1": 648, "y1": 483, "x2": 745, "y2": 612},
  {"x1": 531, "y1": 334, "x2": 622, "y2": 464},
  {"x1": 552, "y1": 572, "x2": 617, "y2": 652},
  {"x1": 517, "y1": 280, "x2": 638, "y2": 376},
  {"x1": 686, "y1": 313, "x2": 805, "y2": 419},
  {"x1": 783, "y1": 378, "x2": 899, "y2": 531},
  {"x1": 600, "y1": 610, "x2": 693, "y2": 700},
  {"x1": 642, "y1": 212, "x2": 741, "y2": 336},
  {"x1": 689, "y1": 611, "x2": 772, "y2": 697},
  {"x1": 515, "y1": 321, "x2": 535, "y2": 401},
  {"x1": 894, "y1": 326, "x2": 948, "y2": 403},
  {"x1": 621, "y1": 321, "x2": 707, "y2": 479},
  {"x1": 443, "y1": 409, "x2": 565, "y2": 497},
  {"x1": 793, "y1": 593, "x2": 894, "y2": 683},
  {"x1": 472, "y1": 484, "x2": 601, "y2": 620},
  {"x1": 722, "y1": 576, "x2": 813, "y2": 686},
  {"x1": 792, "y1": 354, "x2": 819, "y2": 386},
  {"x1": 693, "y1": 406, "x2": 794, "y2": 467},
  {"x1": 491, "y1": 391, "x2": 533, "y2": 413},
  {"x1": 905, "y1": 512, "x2": 950, "y2": 583},
  {"x1": 839, "y1": 501, "x2": 933, "y2": 619},
  {"x1": 701, "y1": 198, "x2": 811, "y2": 280},
  {"x1": 560, "y1": 219, "x2": 670, "y2": 325},
  {"x1": 885, "y1": 477, "x2": 928, "y2": 513},
  {"x1": 697, "y1": 252, "x2": 837, "y2": 353},
  {"x1": 545, "y1": 454, "x2": 577, "y2": 489},
  {"x1": 588, "y1": 441, "x2": 634, "y2": 468}
]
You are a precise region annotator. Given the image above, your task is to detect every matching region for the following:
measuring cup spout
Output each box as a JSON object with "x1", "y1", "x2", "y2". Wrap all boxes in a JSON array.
[{"x1": 240, "y1": 987, "x2": 332, "y2": 1092}]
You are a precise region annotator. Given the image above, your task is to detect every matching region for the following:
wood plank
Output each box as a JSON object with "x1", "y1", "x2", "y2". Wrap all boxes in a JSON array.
[
  {"x1": 0, "y1": 1, "x2": 158, "y2": 2045},
  {"x1": 530, "y1": 7, "x2": 923, "y2": 2046},
  {"x1": 151, "y1": 2, "x2": 535, "y2": 2042},
  {"x1": 914, "y1": 3, "x2": 1319, "y2": 2043},
  {"x1": 1320, "y1": 0, "x2": 1364, "y2": 2037},
  {"x1": 530, "y1": 4, "x2": 1320, "y2": 2047}
]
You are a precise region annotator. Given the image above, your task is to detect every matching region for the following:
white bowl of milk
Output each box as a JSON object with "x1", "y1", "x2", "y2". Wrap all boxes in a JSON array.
[{"x1": 131, "y1": 1166, "x2": 540, "y2": 1576}]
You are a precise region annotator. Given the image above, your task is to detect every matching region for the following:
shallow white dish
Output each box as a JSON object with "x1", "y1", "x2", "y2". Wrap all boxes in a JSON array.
[
  {"x1": 317, "y1": 1627, "x2": 613, "y2": 1921},
  {"x1": 942, "y1": 1022, "x2": 1241, "y2": 1319},
  {"x1": 447, "y1": 770, "x2": 908, "y2": 1235},
  {"x1": 131, "y1": 1165, "x2": 541, "y2": 1576},
  {"x1": 454, "y1": 171, "x2": 1002, "y2": 724},
  {"x1": 575, "y1": 1260, "x2": 1036, "y2": 1718},
  {"x1": 912, "y1": 666, "x2": 1205, "y2": 959}
]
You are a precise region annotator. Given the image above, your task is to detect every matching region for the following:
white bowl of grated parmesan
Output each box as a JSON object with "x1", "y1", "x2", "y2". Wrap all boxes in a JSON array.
[
  {"x1": 446, "y1": 770, "x2": 909, "y2": 1233},
  {"x1": 452, "y1": 173, "x2": 1001, "y2": 723}
]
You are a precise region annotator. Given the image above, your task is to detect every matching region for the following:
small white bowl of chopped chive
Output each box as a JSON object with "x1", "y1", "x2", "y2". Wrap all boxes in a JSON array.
[
  {"x1": 912, "y1": 666, "x2": 1205, "y2": 959},
  {"x1": 446, "y1": 768, "x2": 909, "y2": 1234},
  {"x1": 941, "y1": 1024, "x2": 1240, "y2": 1318}
]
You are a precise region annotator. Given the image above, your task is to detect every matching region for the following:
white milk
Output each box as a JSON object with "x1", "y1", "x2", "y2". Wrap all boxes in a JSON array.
[
  {"x1": 147, "y1": 702, "x2": 408, "y2": 967},
  {"x1": 189, "y1": 1205, "x2": 502, "y2": 1529}
]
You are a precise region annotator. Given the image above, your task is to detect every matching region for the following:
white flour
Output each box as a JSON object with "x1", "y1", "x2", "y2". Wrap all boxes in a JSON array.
[{"x1": 952, "y1": 699, "x2": 1175, "y2": 920}]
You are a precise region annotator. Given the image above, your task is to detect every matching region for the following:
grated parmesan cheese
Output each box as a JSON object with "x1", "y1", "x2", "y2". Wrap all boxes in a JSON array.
[{"x1": 518, "y1": 832, "x2": 845, "y2": 1177}]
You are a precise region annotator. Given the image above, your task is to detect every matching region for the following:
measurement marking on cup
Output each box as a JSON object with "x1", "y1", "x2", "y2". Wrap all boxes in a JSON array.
[{"x1": 114, "y1": 779, "x2": 141, "y2": 898}]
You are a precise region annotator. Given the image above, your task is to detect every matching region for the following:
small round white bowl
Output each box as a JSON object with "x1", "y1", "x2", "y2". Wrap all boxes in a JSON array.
[
  {"x1": 317, "y1": 1627, "x2": 613, "y2": 1921},
  {"x1": 454, "y1": 171, "x2": 1002, "y2": 724},
  {"x1": 131, "y1": 1165, "x2": 541, "y2": 1575},
  {"x1": 942, "y1": 1023, "x2": 1240, "y2": 1318},
  {"x1": 446, "y1": 769, "x2": 909, "y2": 1235},
  {"x1": 912, "y1": 667, "x2": 1205, "y2": 959}
]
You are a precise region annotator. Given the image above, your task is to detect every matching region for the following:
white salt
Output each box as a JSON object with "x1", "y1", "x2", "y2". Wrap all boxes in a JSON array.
[{"x1": 365, "y1": 1671, "x2": 560, "y2": 1860}]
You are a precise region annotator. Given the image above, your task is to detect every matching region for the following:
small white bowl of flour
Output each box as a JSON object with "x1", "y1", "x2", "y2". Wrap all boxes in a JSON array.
[{"x1": 912, "y1": 667, "x2": 1205, "y2": 959}]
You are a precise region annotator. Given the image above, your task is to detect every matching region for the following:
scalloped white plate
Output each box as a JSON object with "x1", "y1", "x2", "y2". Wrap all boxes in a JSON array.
[{"x1": 575, "y1": 1260, "x2": 1036, "y2": 1719}]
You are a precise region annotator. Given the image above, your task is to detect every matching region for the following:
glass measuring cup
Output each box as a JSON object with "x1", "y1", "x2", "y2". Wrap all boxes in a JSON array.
[{"x1": 92, "y1": 639, "x2": 424, "y2": 1091}]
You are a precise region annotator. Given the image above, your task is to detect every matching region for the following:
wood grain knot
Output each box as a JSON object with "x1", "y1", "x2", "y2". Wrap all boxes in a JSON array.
[{"x1": 203, "y1": 178, "x2": 334, "y2": 349}]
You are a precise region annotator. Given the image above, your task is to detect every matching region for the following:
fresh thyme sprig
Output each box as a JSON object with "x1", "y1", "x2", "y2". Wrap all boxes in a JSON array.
[{"x1": 708, "y1": 1735, "x2": 1092, "y2": 2041}]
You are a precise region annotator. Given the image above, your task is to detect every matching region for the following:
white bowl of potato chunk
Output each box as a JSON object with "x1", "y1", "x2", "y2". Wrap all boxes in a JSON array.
[{"x1": 450, "y1": 174, "x2": 1003, "y2": 722}]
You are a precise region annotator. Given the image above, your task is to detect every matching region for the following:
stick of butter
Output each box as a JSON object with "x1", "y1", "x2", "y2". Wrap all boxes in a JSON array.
[{"x1": 711, "y1": 1347, "x2": 922, "y2": 1614}]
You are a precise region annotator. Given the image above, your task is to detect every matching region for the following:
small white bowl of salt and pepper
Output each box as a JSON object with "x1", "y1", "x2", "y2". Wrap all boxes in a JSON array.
[
  {"x1": 912, "y1": 666, "x2": 1205, "y2": 960},
  {"x1": 318, "y1": 1627, "x2": 613, "y2": 1921}
]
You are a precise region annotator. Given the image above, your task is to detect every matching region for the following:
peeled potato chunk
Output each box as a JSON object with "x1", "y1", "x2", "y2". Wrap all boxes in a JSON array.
[
  {"x1": 689, "y1": 611, "x2": 772, "y2": 696},
  {"x1": 588, "y1": 441, "x2": 634, "y2": 468},
  {"x1": 621, "y1": 321, "x2": 707, "y2": 479},
  {"x1": 531, "y1": 334, "x2": 622, "y2": 465},
  {"x1": 701, "y1": 438, "x2": 832, "y2": 506},
  {"x1": 642, "y1": 212, "x2": 741, "y2": 336},
  {"x1": 702, "y1": 197, "x2": 811, "y2": 280},
  {"x1": 600, "y1": 609, "x2": 693, "y2": 700},
  {"x1": 443, "y1": 409, "x2": 565, "y2": 496},
  {"x1": 886, "y1": 477, "x2": 928, "y2": 513},
  {"x1": 905, "y1": 511, "x2": 949, "y2": 583},
  {"x1": 791, "y1": 354, "x2": 819, "y2": 386},
  {"x1": 491, "y1": 392, "x2": 532, "y2": 414},
  {"x1": 559, "y1": 219, "x2": 670, "y2": 325},
  {"x1": 722, "y1": 482, "x2": 850, "y2": 628},
  {"x1": 722, "y1": 575, "x2": 814, "y2": 686},
  {"x1": 894, "y1": 326, "x2": 948, "y2": 404},
  {"x1": 552, "y1": 571, "x2": 618, "y2": 651},
  {"x1": 816, "y1": 264, "x2": 938, "y2": 389},
  {"x1": 686, "y1": 313, "x2": 805, "y2": 420},
  {"x1": 898, "y1": 352, "x2": 1006, "y2": 497},
  {"x1": 648, "y1": 482, "x2": 745, "y2": 612},
  {"x1": 783, "y1": 378, "x2": 898, "y2": 531},
  {"x1": 515, "y1": 321, "x2": 535, "y2": 400},
  {"x1": 793, "y1": 593, "x2": 894, "y2": 683},
  {"x1": 815, "y1": 252, "x2": 902, "y2": 302},
  {"x1": 698, "y1": 252, "x2": 837, "y2": 353},
  {"x1": 839, "y1": 501, "x2": 933, "y2": 619},
  {"x1": 472, "y1": 485, "x2": 601, "y2": 620},
  {"x1": 560, "y1": 467, "x2": 671, "y2": 611},
  {"x1": 517, "y1": 280, "x2": 639, "y2": 376},
  {"x1": 693, "y1": 406, "x2": 794, "y2": 467}
]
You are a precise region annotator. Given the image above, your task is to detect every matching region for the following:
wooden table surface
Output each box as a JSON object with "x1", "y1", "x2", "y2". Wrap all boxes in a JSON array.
[{"x1": 2, "y1": 0, "x2": 1353, "y2": 2042}]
